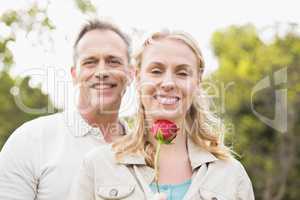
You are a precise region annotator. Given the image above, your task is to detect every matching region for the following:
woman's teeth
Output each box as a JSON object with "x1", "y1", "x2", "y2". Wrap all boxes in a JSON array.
[{"x1": 155, "y1": 95, "x2": 179, "y2": 105}]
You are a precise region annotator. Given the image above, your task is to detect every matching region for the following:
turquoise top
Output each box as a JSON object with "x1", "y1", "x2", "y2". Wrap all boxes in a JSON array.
[{"x1": 150, "y1": 179, "x2": 192, "y2": 200}]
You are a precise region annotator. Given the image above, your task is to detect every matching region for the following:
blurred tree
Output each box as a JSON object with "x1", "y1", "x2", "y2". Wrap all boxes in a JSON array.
[
  {"x1": 0, "y1": 72, "x2": 57, "y2": 149},
  {"x1": 0, "y1": 3, "x2": 55, "y2": 70},
  {"x1": 0, "y1": 3, "x2": 58, "y2": 150},
  {"x1": 74, "y1": 0, "x2": 97, "y2": 14},
  {"x1": 211, "y1": 24, "x2": 300, "y2": 200}
]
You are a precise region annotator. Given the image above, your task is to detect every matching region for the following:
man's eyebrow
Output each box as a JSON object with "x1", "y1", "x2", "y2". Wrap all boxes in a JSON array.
[
  {"x1": 82, "y1": 56, "x2": 98, "y2": 61},
  {"x1": 79, "y1": 56, "x2": 98, "y2": 63},
  {"x1": 175, "y1": 64, "x2": 192, "y2": 70},
  {"x1": 106, "y1": 55, "x2": 123, "y2": 60},
  {"x1": 106, "y1": 55, "x2": 125, "y2": 63}
]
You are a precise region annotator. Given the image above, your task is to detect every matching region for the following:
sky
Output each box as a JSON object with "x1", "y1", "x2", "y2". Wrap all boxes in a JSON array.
[{"x1": 0, "y1": 0, "x2": 299, "y2": 116}]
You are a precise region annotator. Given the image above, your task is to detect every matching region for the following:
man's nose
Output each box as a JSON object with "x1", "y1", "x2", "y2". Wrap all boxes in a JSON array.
[
  {"x1": 160, "y1": 72, "x2": 175, "y2": 91},
  {"x1": 94, "y1": 61, "x2": 109, "y2": 79}
]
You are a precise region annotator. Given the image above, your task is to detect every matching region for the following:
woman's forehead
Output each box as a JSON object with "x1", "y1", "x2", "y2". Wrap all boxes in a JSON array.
[{"x1": 141, "y1": 38, "x2": 198, "y2": 67}]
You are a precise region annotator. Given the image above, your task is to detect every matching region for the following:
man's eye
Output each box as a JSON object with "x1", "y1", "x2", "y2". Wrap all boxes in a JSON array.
[
  {"x1": 107, "y1": 59, "x2": 122, "y2": 65},
  {"x1": 83, "y1": 60, "x2": 96, "y2": 65},
  {"x1": 177, "y1": 71, "x2": 188, "y2": 76}
]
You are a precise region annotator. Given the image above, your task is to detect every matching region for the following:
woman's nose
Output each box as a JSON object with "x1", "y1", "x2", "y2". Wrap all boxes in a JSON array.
[{"x1": 160, "y1": 72, "x2": 175, "y2": 91}]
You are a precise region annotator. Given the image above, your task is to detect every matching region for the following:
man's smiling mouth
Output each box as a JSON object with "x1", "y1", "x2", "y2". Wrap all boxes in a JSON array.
[{"x1": 90, "y1": 83, "x2": 117, "y2": 90}]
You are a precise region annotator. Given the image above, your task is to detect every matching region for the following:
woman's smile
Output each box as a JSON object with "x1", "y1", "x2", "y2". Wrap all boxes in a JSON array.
[{"x1": 154, "y1": 94, "x2": 180, "y2": 105}]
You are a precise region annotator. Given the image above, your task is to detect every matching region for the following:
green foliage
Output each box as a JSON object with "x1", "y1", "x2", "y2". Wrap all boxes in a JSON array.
[
  {"x1": 0, "y1": 71, "x2": 58, "y2": 149},
  {"x1": 0, "y1": 37, "x2": 15, "y2": 70},
  {"x1": 0, "y1": 4, "x2": 58, "y2": 150},
  {"x1": 0, "y1": 4, "x2": 55, "y2": 71},
  {"x1": 74, "y1": 0, "x2": 97, "y2": 14},
  {"x1": 211, "y1": 24, "x2": 300, "y2": 200},
  {"x1": 0, "y1": 10, "x2": 19, "y2": 26}
]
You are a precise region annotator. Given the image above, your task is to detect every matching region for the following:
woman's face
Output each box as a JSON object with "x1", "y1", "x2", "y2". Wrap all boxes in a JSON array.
[{"x1": 137, "y1": 38, "x2": 200, "y2": 122}]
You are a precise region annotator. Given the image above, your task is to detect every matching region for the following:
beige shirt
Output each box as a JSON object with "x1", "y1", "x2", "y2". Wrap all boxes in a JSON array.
[
  {"x1": 68, "y1": 138, "x2": 255, "y2": 200},
  {"x1": 0, "y1": 110, "x2": 128, "y2": 200}
]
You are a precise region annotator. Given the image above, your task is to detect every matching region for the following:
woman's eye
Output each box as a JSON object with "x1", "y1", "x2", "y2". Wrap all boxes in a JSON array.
[{"x1": 177, "y1": 71, "x2": 188, "y2": 76}]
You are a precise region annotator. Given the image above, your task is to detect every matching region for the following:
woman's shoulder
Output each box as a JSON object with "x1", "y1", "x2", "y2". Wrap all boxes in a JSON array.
[
  {"x1": 215, "y1": 156, "x2": 247, "y2": 170},
  {"x1": 199, "y1": 157, "x2": 254, "y2": 199},
  {"x1": 211, "y1": 157, "x2": 252, "y2": 182}
]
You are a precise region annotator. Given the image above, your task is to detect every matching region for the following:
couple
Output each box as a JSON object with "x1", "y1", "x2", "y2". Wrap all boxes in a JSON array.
[{"x1": 0, "y1": 19, "x2": 254, "y2": 200}]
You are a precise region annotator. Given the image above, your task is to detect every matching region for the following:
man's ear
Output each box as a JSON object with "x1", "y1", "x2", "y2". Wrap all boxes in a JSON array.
[
  {"x1": 134, "y1": 68, "x2": 141, "y2": 93},
  {"x1": 70, "y1": 66, "x2": 77, "y2": 84},
  {"x1": 134, "y1": 67, "x2": 140, "y2": 83},
  {"x1": 124, "y1": 65, "x2": 135, "y2": 86}
]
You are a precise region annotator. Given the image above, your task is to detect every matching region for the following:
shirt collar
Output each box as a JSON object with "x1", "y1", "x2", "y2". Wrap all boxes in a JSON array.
[
  {"x1": 117, "y1": 137, "x2": 218, "y2": 168},
  {"x1": 63, "y1": 108, "x2": 129, "y2": 138},
  {"x1": 117, "y1": 153, "x2": 146, "y2": 165},
  {"x1": 187, "y1": 137, "x2": 218, "y2": 170}
]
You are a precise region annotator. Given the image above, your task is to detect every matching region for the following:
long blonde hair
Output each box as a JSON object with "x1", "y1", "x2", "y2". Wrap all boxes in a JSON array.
[{"x1": 113, "y1": 30, "x2": 232, "y2": 167}]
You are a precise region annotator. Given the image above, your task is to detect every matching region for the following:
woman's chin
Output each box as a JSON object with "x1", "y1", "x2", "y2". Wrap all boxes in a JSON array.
[{"x1": 150, "y1": 110, "x2": 184, "y2": 122}]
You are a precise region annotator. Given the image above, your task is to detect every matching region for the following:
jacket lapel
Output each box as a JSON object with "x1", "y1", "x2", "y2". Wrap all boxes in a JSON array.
[
  {"x1": 183, "y1": 163, "x2": 209, "y2": 200},
  {"x1": 116, "y1": 153, "x2": 156, "y2": 199},
  {"x1": 183, "y1": 138, "x2": 218, "y2": 200},
  {"x1": 114, "y1": 137, "x2": 219, "y2": 200},
  {"x1": 133, "y1": 165, "x2": 155, "y2": 199}
]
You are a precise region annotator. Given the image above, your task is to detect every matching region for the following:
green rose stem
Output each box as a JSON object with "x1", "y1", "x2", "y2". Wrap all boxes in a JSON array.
[{"x1": 154, "y1": 140, "x2": 162, "y2": 193}]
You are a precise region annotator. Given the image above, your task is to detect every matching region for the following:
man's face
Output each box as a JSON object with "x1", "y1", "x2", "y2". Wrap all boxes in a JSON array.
[{"x1": 71, "y1": 29, "x2": 131, "y2": 115}]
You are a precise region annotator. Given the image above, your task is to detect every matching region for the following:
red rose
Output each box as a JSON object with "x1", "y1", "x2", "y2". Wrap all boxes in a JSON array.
[
  {"x1": 151, "y1": 119, "x2": 179, "y2": 193},
  {"x1": 150, "y1": 119, "x2": 179, "y2": 144}
]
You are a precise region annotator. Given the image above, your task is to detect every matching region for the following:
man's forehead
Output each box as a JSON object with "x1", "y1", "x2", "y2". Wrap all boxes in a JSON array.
[
  {"x1": 78, "y1": 30, "x2": 126, "y2": 49},
  {"x1": 77, "y1": 49, "x2": 125, "y2": 61},
  {"x1": 76, "y1": 30, "x2": 128, "y2": 59}
]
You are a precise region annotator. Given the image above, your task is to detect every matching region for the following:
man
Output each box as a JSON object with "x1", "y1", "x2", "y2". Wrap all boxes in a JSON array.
[{"x1": 0, "y1": 19, "x2": 132, "y2": 200}]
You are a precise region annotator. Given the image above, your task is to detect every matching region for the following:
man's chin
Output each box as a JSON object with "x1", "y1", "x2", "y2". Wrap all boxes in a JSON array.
[
  {"x1": 94, "y1": 105, "x2": 119, "y2": 115},
  {"x1": 91, "y1": 100, "x2": 121, "y2": 115}
]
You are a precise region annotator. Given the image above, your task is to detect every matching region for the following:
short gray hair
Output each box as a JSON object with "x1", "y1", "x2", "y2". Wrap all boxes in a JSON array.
[{"x1": 73, "y1": 19, "x2": 131, "y2": 63}]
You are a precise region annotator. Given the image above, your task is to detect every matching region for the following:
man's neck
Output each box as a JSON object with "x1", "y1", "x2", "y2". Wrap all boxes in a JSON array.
[{"x1": 78, "y1": 108, "x2": 124, "y2": 142}]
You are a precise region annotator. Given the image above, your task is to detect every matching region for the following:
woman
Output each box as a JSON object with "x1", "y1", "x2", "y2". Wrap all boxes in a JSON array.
[{"x1": 68, "y1": 30, "x2": 255, "y2": 200}]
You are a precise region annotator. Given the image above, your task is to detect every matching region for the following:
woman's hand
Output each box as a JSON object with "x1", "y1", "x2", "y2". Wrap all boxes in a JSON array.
[{"x1": 151, "y1": 193, "x2": 167, "y2": 200}]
